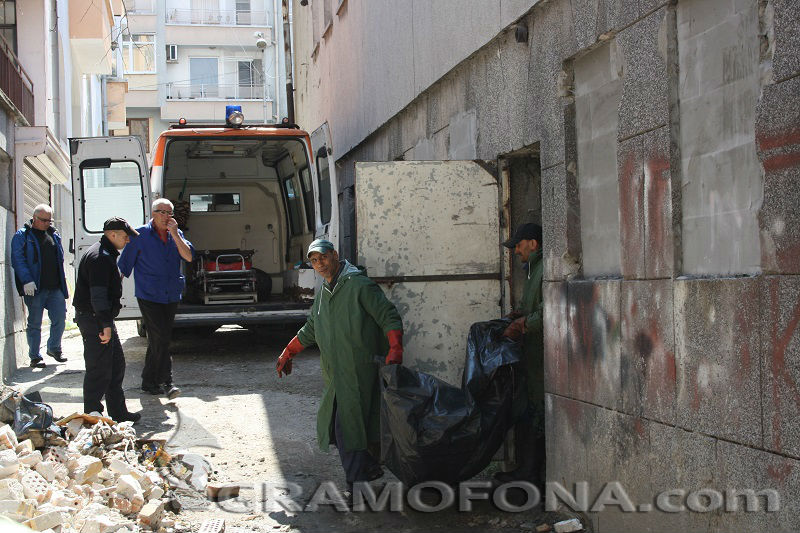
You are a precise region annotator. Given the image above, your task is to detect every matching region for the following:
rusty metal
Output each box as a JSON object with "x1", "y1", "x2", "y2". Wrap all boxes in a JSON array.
[{"x1": 0, "y1": 33, "x2": 34, "y2": 124}]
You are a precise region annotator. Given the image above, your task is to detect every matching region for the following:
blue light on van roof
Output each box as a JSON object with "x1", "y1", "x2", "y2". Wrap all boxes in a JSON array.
[{"x1": 226, "y1": 105, "x2": 244, "y2": 126}]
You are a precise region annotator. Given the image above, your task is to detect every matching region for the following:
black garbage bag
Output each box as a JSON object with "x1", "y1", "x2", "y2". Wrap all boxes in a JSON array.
[{"x1": 380, "y1": 319, "x2": 527, "y2": 485}]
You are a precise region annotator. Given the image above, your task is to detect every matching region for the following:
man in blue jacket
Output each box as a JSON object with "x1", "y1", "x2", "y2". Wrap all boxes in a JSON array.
[
  {"x1": 10, "y1": 204, "x2": 69, "y2": 368},
  {"x1": 118, "y1": 198, "x2": 194, "y2": 399}
]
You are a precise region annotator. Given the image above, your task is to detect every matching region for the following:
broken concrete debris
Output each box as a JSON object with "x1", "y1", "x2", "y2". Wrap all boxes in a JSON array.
[
  {"x1": 553, "y1": 518, "x2": 584, "y2": 532},
  {"x1": 0, "y1": 387, "x2": 226, "y2": 532}
]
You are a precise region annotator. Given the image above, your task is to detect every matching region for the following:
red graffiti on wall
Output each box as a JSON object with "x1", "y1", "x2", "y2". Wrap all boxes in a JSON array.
[{"x1": 767, "y1": 280, "x2": 800, "y2": 453}]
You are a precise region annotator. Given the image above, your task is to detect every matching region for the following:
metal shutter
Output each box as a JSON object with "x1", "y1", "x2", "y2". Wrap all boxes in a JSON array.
[{"x1": 22, "y1": 160, "x2": 51, "y2": 220}]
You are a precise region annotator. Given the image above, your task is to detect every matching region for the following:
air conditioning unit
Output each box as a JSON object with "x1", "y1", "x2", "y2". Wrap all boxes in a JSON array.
[{"x1": 166, "y1": 44, "x2": 178, "y2": 62}]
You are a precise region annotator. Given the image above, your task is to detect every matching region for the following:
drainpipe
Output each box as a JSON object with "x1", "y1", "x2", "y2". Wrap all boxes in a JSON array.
[
  {"x1": 273, "y1": 0, "x2": 280, "y2": 122},
  {"x1": 50, "y1": 0, "x2": 61, "y2": 136},
  {"x1": 101, "y1": 75, "x2": 108, "y2": 136},
  {"x1": 283, "y1": 0, "x2": 295, "y2": 124}
]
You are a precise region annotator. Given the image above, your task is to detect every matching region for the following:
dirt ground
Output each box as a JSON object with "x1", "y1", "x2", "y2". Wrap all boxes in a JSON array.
[{"x1": 9, "y1": 321, "x2": 563, "y2": 533}]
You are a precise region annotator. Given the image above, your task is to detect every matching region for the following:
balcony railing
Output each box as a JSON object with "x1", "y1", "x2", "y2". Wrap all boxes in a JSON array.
[
  {"x1": 166, "y1": 9, "x2": 270, "y2": 26},
  {"x1": 166, "y1": 82, "x2": 270, "y2": 101},
  {"x1": 0, "y1": 34, "x2": 33, "y2": 124}
]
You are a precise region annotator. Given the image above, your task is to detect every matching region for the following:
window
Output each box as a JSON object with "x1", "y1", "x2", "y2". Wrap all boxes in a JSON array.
[
  {"x1": 81, "y1": 161, "x2": 145, "y2": 233},
  {"x1": 283, "y1": 176, "x2": 303, "y2": 236},
  {"x1": 127, "y1": 118, "x2": 150, "y2": 153},
  {"x1": 299, "y1": 167, "x2": 315, "y2": 232},
  {"x1": 236, "y1": 0, "x2": 251, "y2": 25},
  {"x1": 189, "y1": 193, "x2": 241, "y2": 213},
  {"x1": 238, "y1": 59, "x2": 263, "y2": 99},
  {"x1": 189, "y1": 57, "x2": 218, "y2": 97},
  {"x1": 316, "y1": 152, "x2": 332, "y2": 225},
  {"x1": 0, "y1": 0, "x2": 16, "y2": 54},
  {"x1": 122, "y1": 33, "x2": 155, "y2": 74}
]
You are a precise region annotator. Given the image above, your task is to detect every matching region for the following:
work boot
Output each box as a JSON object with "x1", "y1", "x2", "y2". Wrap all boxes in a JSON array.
[
  {"x1": 116, "y1": 412, "x2": 142, "y2": 424},
  {"x1": 29, "y1": 358, "x2": 46, "y2": 369},
  {"x1": 46, "y1": 350, "x2": 67, "y2": 363},
  {"x1": 164, "y1": 384, "x2": 181, "y2": 400}
]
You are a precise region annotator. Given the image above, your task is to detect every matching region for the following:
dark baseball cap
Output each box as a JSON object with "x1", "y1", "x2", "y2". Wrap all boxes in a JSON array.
[
  {"x1": 307, "y1": 238, "x2": 335, "y2": 257},
  {"x1": 502, "y1": 222, "x2": 542, "y2": 249},
  {"x1": 103, "y1": 217, "x2": 139, "y2": 237}
]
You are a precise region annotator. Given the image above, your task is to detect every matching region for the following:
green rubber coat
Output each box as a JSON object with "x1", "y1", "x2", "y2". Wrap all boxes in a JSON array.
[{"x1": 297, "y1": 261, "x2": 402, "y2": 452}]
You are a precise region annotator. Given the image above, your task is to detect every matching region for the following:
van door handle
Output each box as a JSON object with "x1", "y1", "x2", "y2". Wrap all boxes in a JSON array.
[{"x1": 69, "y1": 238, "x2": 75, "y2": 254}]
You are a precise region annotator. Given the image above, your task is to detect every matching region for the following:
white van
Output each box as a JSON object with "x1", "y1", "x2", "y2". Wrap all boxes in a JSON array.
[{"x1": 69, "y1": 112, "x2": 339, "y2": 334}]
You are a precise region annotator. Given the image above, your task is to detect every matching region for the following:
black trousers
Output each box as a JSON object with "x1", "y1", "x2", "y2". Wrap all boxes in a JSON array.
[
  {"x1": 138, "y1": 298, "x2": 178, "y2": 388},
  {"x1": 333, "y1": 402, "x2": 380, "y2": 487},
  {"x1": 76, "y1": 316, "x2": 128, "y2": 419}
]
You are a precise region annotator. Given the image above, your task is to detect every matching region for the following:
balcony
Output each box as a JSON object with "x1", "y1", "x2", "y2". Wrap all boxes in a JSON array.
[
  {"x1": 166, "y1": 9, "x2": 270, "y2": 26},
  {"x1": 0, "y1": 35, "x2": 34, "y2": 124},
  {"x1": 166, "y1": 83, "x2": 268, "y2": 101}
]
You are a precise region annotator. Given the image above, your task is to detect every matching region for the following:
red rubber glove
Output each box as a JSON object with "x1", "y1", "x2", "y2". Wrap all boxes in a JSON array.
[
  {"x1": 503, "y1": 317, "x2": 526, "y2": 341},
  {"x1": 277, "y1": 336, "x2": 305, "y2": 378},
  {"x1": 385, "y1": 330, "x2": 403, "y2": 365}
]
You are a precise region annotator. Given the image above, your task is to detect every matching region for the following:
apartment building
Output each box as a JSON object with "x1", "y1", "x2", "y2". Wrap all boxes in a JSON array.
[
  {"x1": 117, "y1": 0, "x2": 287, "y2": 155},
  {"x1": 293, "y1": 1, "x2": 800, "y2": 532},
  {"x1": 0, "y1": 0, "x2": 122, "y2": 380}
]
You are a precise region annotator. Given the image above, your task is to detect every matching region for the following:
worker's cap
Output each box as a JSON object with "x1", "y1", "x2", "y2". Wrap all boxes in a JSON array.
[
  {"x1": 307, "y1": 238, "x2": 335, "y2": 257},
  {"x1": 502, "y1": 222, "x2": 542, "y2": 249},
  {"x1": 103, "y1": 217, "x2": 139, "y2": 237}
]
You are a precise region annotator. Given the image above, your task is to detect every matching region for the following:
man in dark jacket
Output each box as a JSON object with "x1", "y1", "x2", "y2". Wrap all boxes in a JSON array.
[
  {"x1": 276, "y1": 239, "x2": 404, "y2": 494},
  {"x1": 495, "y1": 222, "x2": 545, "y2": 488},
  {"x1": 118, "y1": 198, "x2": 194, "y2": 400},
  {"x1": 10, "y1": 204, "x2": 69, "y2": 368},
  {"x1": 73, "y1": 217, "x2": 141, "y2": 423}
]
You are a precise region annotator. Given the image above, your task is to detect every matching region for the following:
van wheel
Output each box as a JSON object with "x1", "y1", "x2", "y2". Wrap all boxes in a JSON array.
[{"x1": 136, "y1": 320, "x2": 147, "y2": 338}]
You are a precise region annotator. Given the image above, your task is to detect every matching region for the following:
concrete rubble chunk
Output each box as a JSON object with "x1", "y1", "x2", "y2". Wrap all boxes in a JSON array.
[
  {"x1": 108, "y1": 458, "x2": 131, "y2": 476},
  {"x1": 23, "y1": 509, "x2": 65, "y2": 531},
  {"x1": 15, "y1": 440, "x2": 35, "y2": 455},
  {"x1": 0, "y1": 478, "x2": 25, "y2": 500},
  {"x1": 35, "y1": 460, "x2": 57, "y2": 482},
  {"x1": 22, "y1": 470, "x2": 52, "y2": 503},
  {"x1": 116, "y1": 475, "x2": 143, "y2": 501},
  {"x1": 50, "y1": 490, "x2": 82, "y2": 510},
  {"x1": 206, "y1": 482, "x2": 240, "y2": 501},
  {"x1": 0, "y1": 448, "x2": 19, "y2": 478},
  {"x1": 66, "y1": 418, "x2": 85, "y2": 439},
  {"x1": 0, "y1": 424, "x2": 18, "y2": 450},
  {"x1": 198, "y1": 518, "x2": 226, "y2": 533},
  {"x1": 19, "y1": 450, "x2": 43, "y2": 467},
  {"x1": 72, "y1": 455, "x2": 103, "y2": 484},
  {"x1": 0, "y1": 498, "x2": 37, "y2": 519},
  {"x1": 137, "y1": 500, "x2": 164, "y2": 529},
  {"x1": 554, "y1": 518, "x2": 583, "y2": 533},
  {"x1": 80, "y1": 513, "x2": 133, "y2": 533}
]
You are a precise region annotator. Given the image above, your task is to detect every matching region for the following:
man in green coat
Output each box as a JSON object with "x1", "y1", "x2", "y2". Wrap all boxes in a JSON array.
[
  {"x1": 495, "y1": 223, "x2": 544, "y2": 488},
  {"x1": 276, "y1": 239, "x2": 404, "y2": 491}
]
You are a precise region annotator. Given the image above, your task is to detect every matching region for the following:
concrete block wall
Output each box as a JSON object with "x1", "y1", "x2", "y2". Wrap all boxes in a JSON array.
[{"x1": 323, "y1": 0, "x2": 800, "y2": 531}]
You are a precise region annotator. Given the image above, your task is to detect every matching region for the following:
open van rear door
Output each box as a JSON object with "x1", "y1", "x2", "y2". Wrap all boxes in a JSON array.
[
  {"x1": 310, "y1": 123, "x2": 339, "y2": 248},
  {"x1": 356, "y1": 161, "x2": 501, "y2": 385},
  {"x1": 69, "y1": 136, "x2": 151, "y2": 319}
]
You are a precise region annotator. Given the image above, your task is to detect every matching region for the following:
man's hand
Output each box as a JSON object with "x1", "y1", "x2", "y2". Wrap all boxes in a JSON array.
[
  {"x1": 99, "y1": 327, "x2": 112, "y2": 344},
  {"x1": 277, "y1": 336, "x2": 305, "y2": 378},
  {"x1": 505, "y1": 310, "x2": 523, "y2": 320},
  {"x1": 503, "y1": 317, "x2": 526, "y2": 341},
  {"x1": 23, "y1": 282, "x2": 36, "y2": 296},
  {"x1": 167, "y1": 217, "x2": 179, "y2": 235},
  {"x1": 385, "y1": 329, "x2": 403, "y2": 365}
]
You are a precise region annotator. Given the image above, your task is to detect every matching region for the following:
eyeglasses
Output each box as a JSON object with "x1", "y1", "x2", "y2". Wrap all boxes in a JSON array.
[
  {"x1": 154, "y1": 210, "x2": 174, "y2": 216},
  {"x1": 35, "y1": 216, "x2": 52, "y2": 223}
]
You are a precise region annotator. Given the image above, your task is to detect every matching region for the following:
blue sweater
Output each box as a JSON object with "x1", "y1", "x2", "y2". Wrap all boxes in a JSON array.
[{"x1": 118, "y1": 221, "x2": 194, "y2": 304}]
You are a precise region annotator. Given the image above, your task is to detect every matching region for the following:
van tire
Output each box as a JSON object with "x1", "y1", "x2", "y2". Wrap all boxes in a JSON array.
[{"x1": 136, "y1": 319, "x2": 147, "y2": 338}]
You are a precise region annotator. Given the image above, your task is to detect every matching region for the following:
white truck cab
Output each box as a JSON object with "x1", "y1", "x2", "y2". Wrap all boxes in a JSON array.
[{"x1": 69, "y1": 110, "x2": 338, "y2": 333}]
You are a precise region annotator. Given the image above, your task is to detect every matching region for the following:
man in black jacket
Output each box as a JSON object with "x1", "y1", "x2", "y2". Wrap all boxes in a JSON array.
[{"x1": 73, "y1": 217, "x2": 141, "y2": 423}]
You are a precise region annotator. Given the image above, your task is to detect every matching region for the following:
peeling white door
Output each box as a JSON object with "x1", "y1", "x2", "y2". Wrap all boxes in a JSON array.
[{"x1": 356, "y1": 161, "x2": 501, "y2": 385}]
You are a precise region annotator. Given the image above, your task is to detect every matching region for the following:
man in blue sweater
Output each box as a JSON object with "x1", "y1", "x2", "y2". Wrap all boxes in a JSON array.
[{"x1": 118, "y1": 198, "x2": 194, "y2": 399}]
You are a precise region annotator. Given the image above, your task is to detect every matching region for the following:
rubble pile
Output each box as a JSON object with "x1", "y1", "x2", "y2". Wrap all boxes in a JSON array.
[{"x1": 0, "y1": 400, "x2": 183, "y2": 532}]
